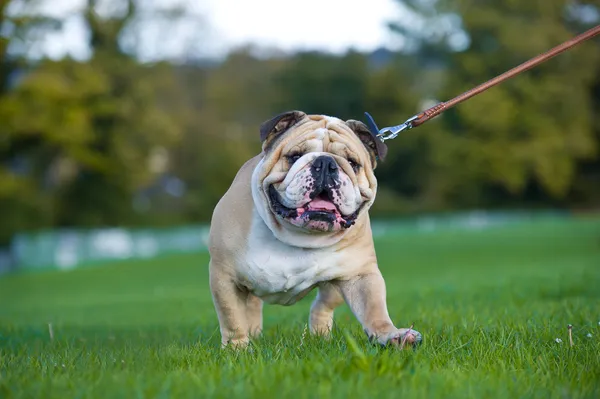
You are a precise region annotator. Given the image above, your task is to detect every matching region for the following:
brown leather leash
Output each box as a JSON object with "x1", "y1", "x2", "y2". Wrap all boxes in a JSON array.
[{"x1": 365, "y1": 24, "x2": 600, "y2": 142}]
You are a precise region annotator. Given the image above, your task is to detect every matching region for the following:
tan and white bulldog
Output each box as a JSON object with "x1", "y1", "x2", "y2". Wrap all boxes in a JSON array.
[{"x1": 208, "y1": 111, "x2": 422, "y2": 348}]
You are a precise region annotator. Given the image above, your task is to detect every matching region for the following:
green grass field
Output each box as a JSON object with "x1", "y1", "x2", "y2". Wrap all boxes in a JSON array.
[{"x1": 1, "y1": 217, "x2": 599, "y2": 398}]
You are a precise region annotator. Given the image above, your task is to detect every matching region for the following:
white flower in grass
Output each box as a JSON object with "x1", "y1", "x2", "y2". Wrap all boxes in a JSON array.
[
  {"x1": 587, "y1": 333, "x2": 593, "y2": 338},
  {"x1": 555, "y1": 338, "x2": 563, "y2": 343}
]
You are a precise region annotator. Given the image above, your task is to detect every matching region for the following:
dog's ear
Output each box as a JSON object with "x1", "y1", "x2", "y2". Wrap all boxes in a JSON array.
[
  {"x1": 345, "y1": 119, "x2": 388, "y2": 165},
  {"x1": 260, "y1": 110, "x2": 307, "y2": 145}
]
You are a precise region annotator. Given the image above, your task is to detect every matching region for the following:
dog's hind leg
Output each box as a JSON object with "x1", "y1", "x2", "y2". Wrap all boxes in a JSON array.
[
  {"x1": 246, "y1": 293, "x2": 263, "y2": 338},
  {"x1": 309, "y1": 283, "x2": 344, "y2": 337}
]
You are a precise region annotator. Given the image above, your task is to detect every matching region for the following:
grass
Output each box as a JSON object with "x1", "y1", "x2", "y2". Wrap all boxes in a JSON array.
[{"x1": 1, "y1": 216, "x2": 599, "y2": 398}]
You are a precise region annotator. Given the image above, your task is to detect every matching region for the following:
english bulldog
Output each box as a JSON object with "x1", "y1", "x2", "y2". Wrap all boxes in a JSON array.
[{"x1": 208, "y1": 111, "x2": 422, "y2": 348}]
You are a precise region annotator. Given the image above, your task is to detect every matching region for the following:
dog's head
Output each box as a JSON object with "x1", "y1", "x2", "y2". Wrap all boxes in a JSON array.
[{"x1": 251, "y1": 111, "x2": 387, "y2": 248}]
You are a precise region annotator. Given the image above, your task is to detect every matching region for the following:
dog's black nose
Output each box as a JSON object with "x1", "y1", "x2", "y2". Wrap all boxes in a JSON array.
[
  {"x1": 312, "y1": 156, "x2": 338, "y2": 174},
  {"x1": 311, "y1": 156, "x2": 339, "y2": 198}
]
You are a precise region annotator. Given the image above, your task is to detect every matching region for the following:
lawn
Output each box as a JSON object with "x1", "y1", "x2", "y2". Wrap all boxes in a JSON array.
[{"x1": 1, "y1": 217, "x2": 599, "y2": 398}]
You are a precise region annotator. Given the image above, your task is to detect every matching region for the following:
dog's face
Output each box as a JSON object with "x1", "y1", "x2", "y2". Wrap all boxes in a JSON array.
[{"x1": 251, "y1": 111, "x2": 387, "y2": 247}]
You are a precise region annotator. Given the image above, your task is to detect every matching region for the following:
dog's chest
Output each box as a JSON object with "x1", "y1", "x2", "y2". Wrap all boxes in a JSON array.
[{"x1": 242, "y1": 217, "x2": 343, "y2": 305}]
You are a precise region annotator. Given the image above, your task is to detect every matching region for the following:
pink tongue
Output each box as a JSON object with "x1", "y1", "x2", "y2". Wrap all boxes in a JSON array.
[{"x1": 307, "y1": 198, "x2": 337, "y2": 211}]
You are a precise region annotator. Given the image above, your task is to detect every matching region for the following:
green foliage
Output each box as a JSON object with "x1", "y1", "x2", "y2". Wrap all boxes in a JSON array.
[
  {"x1": 274, "y1": 51, "x2": 371, "y2": 119},
  {"x1": 1, "y1": 218, "x2": 599, "y2": 398},
  {"x1": 388, "y1": 0, "x2": 600, "y2": 206},
  {"x1": 0, "y1": 1, "x2": 184, "y2": 241},
  {"x1": 1, "y1": 0, "x2": 600, "y2": 242}
]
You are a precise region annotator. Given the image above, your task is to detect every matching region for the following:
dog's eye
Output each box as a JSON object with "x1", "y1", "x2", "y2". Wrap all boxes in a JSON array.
[
  {"x1": 348, "y1": 159, "x2": 361, "y2": 172},
  {"x1": 287, "y1": 153, "x2": 302, "y2": 165}
]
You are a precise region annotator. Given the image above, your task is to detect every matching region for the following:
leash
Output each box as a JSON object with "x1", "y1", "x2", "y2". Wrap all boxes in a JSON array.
[{"x1": 365, "y1": 24, "x2": 600, "y2": 142}]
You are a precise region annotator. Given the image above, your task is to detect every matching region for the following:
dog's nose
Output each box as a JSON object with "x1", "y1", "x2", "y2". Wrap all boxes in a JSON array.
[
  {"x1": 312, "y1": 156, "x2": 338, "y2": 174},
  {"x1": 310, "y1": 156, "x2": 339, "y2": 198}
]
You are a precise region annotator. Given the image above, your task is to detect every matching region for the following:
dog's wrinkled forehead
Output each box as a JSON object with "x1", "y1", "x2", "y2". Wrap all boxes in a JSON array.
[{"x1": 259, "y1": 111, "x2": 388, "y2": 164}]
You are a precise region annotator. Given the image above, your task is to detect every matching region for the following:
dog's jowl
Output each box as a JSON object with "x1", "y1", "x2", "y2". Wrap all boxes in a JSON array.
[{"x1": 208, "y1": 111, "x2": 422, "y2": 348}]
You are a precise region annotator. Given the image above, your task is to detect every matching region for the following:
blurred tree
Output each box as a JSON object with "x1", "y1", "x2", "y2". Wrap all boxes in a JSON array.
[
  {"x1": 54, "y1": 0, "x2": 183, "y2": 227},
  {"x1": 366, "y1": 54, "x2": 440, "y2": 215},
  {"x1": 274, "y1": 51, "x2": 370, "y2": 120},
  {"x1": 388, "y1": 0, "x2": 600, "y2": 209},
  {"x1": 1, "y1": 0, "x2": 12, "y2": 94},
  {"x1": 169, "y1": 48, "x2": 283, "y2": 222},
  {"x1": 2, "y1": 0, "x2": 600, "y2": 247},
  {"x1": 0, "y1": 0, "x2": 63, "y2": 243},
  {"x1": 567, "y1": 1, "x2": 600, "y2": 209},
  {"x1": 0, "y1": 0, "x2": 61, "y2": 92},
  {"x1": 0, "y1": 0, "x2": 186, "y2": 243}
]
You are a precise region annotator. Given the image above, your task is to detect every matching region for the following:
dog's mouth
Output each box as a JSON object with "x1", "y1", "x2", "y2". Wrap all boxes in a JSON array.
[{"x1": 268, "y1": 185, "x2": 359, "y2": 229}]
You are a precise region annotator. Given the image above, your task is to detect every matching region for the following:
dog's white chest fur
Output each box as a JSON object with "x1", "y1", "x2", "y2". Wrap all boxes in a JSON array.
[{"x1": 242, "y1": 212, "x2": 343, "y2": 305}]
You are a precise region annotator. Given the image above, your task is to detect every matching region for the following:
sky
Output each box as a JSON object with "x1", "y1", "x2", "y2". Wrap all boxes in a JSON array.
[
  {"x1": 26, "y1": 0, "x2": 407, "y2": 61},
  {"x1": 205, "y1": 0, "x2": 402, "y2": 54}
]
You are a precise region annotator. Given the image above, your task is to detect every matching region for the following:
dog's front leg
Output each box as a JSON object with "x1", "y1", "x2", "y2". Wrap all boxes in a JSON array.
[
  {"x1": 209, "y1": 261, "x2": 251, "y2": 348},
  {"x1": 336, "y1": 271, "x2": 422, "y2": 347}
]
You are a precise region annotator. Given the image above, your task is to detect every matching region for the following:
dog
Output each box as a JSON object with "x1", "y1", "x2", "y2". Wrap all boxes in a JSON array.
[{"x1": 208, "y1": 111, "x2": 422, "y2": 348}]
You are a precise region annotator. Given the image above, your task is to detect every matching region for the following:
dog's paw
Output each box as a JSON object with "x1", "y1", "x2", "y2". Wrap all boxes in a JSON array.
[
  {"x1": 369, "y1": 328, "x2": 422, "y2": 348},
  {"x1": 221, "y1": 337, "x2": 251, "y2": 350},
  {"x1": 389, "y1": 328, "x2": 422, "y2": 348}
]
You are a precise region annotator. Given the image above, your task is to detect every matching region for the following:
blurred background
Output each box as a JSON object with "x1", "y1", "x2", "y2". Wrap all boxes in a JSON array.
[{"x1": 0, "y1": 0, "x2": 599, "y2": 273}]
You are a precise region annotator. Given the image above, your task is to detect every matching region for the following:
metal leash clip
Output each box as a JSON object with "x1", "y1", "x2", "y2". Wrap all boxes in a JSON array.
[{"x1": 364, "y1": 112, "x2": 419, "y2": 142}]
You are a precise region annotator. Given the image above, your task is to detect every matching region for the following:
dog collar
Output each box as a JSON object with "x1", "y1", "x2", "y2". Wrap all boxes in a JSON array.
[{"x1": 364, "y1": 112, "x2": 398, "y2": 161}]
